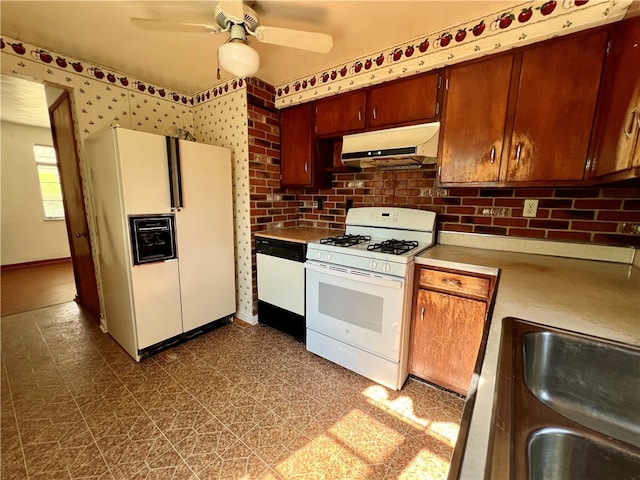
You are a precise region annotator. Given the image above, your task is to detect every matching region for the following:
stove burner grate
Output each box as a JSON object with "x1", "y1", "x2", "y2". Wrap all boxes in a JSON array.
[
  {"x1": 367, "y1": 239, "x2": 419, "y2": 255},
  {"x1": 320, "y1": 234, "x2": 371, "y2": 247}
]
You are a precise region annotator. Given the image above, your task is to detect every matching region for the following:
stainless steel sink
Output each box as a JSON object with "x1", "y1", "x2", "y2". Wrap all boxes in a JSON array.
[
  {"x1": 523, "y1": 330, "x2": 640, "y2": 448},
  {"x1": 486, "y1": 318, "x2": 640, "y2": 480},
  {"x1": 528, "y1": 428, "x2": 640, "y2": 480}
]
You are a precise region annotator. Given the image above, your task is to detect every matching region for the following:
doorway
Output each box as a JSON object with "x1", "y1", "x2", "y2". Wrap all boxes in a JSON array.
[{"x1": 0, "y1": 75, "x2": 100, "y2": 319}]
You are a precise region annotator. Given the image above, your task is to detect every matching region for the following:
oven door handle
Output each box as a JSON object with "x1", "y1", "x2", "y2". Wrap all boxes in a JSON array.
[{"x1": 305, "y1": 262, "x2": 404, "y2": 289}]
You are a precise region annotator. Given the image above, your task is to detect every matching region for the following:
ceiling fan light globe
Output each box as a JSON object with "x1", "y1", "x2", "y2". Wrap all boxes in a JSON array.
[{"x1": 218, "y1": 41, "x2": 259, "y2": 77}]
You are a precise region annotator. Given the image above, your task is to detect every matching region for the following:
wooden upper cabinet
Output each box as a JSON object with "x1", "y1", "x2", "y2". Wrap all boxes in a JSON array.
[
  {"x1": 439, "y1": 55, "x2": 513, "y2": 184},
  {"x1": 314, "y1": 90, "x2": 367, "y2": 136},
  {"x1": 280, "y1": 103, "x2": 314, "y2": 187},
  {"x1": 589, "y1": 16, "x2": 640, "y2": 179},
  {"x1": 313, "y1": 72, "x2": 441, "y2": 136},
  {"x1": 367, "y1": 72, "x2": 440, "y2": 128},
  {"x1": 505, "y1": 30, "x2": 608, "y2": 182},
  {"x1": 438, "y1": 29, "x2": 608, "y2": 186}
]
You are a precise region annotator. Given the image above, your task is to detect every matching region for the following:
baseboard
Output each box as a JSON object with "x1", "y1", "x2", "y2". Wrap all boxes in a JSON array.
[
  {"x1": 232, "y1": 317, "x2": 253, "y2": 328},
  {"x1": 1, "y1": 257, "x2": 72, "y2": 271},
  {"x1": 234, "y1": 309, "x2": 258, "y2": 325}
]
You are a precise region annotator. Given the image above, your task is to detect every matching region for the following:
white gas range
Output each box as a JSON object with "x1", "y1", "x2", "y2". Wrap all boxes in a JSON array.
[{"x1": 305, "y1": 207, "x2": 437, "y2": 390}]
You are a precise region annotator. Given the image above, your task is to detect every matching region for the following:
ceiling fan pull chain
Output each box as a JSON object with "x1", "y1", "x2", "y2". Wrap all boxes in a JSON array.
[{"x1": 217, "y1": 49, "x2": 221, "y2": 80}]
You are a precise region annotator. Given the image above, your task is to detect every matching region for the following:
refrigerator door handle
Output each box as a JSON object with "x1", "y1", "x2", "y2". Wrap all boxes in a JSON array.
[
  {"x1": 174, "y1": 139, "x2": 184, "y2": 208},
  {"x1": 166, "y1": 137, "x2": 184, "y2": 208}
]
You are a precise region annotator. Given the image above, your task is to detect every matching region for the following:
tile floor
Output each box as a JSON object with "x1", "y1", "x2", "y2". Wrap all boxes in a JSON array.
[{"x1": 1, "y1": 302, "x2": 464, "y2": 480}]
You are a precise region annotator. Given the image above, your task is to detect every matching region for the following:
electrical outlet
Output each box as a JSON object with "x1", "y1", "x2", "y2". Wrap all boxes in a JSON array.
[{"x1": 523, "y1": 199, "x2": 539, "y2": 218}]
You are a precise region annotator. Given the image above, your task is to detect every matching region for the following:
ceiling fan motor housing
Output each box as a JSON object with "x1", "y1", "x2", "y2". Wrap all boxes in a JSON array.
[{"x1": 215, "y1": 4, "x2": 259, "y2": 32}]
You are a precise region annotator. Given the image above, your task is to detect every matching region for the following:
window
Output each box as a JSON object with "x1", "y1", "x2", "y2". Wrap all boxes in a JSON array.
[{"x1": 33, "y1": 145, "x2": 65, "y2": 219}]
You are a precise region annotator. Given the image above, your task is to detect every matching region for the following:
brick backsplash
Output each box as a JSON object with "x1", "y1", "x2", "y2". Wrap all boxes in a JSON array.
[{"x1": 294, "y1": 166, "x2": 640, "y2": 247}]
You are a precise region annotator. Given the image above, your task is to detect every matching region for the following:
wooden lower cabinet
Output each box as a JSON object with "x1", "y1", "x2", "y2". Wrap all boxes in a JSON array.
[{"x1": 409, "y1": 267, "x2": 492, "y2": 396}]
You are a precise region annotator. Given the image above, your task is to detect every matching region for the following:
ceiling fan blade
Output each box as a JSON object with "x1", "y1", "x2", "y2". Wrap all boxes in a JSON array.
[
  {"x1": 218, "y1": 0, "x2": 245, "y2": 23},
  {"x1": 252, "y1": 25, "x2": 333, "y2": 53},
  {"x1": 130, "y1": 17, "x2": 221, "y2": 34}
]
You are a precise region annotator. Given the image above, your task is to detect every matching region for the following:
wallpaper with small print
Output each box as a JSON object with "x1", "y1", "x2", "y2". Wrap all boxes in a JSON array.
[{"x1": 192, "y1": 90, "x2": 255, "y2": 324}]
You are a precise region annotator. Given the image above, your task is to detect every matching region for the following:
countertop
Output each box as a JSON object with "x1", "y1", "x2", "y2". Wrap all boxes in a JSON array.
[
  {"x1": 255, "y1": 227, "x2": 342, "y2": 244},
  {"x1": 415, "y1": 241, "x2": 640, "y2": 479}
]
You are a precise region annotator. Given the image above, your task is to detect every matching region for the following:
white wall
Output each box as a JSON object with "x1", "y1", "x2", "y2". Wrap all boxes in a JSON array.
[{"x1": 1, "y1": 120, "x2": 71, "y2": 265}]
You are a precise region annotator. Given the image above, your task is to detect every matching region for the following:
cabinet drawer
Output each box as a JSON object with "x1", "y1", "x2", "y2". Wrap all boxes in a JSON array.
[{"x1": 418, "y1": 269, "x2": 490, "y2": 299}]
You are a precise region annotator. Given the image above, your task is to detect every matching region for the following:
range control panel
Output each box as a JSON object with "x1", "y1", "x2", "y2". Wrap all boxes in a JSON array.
[{"x1": 370, "y1": 211, "x2": 401, "y2": 222}]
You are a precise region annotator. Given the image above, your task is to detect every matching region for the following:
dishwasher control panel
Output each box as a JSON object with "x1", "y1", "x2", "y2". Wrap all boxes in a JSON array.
[{"x1": 256, "y1": 237, "x2": 306, "y2": 262}]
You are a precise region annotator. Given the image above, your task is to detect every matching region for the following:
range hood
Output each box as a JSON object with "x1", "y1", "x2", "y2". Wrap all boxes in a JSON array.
[{"x1": 341, "y1": 122, "x2": 440, "y2": 168}]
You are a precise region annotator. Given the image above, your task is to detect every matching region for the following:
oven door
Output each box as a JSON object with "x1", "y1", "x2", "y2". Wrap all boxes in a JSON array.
[{"x1": 305, "y1": 261, "x2": 407, "y2": 362}]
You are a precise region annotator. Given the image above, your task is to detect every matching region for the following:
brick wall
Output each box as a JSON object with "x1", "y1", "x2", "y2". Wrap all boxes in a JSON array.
[
  {"x1": 247, "y1": 78, "x2": 299, "y2": 313},
  {"x1": 247, "y1": 79, "x2": 297, "y2": 231},
  {"x1": 295, "y1": 165, "x2": 640, "y2": 247}
]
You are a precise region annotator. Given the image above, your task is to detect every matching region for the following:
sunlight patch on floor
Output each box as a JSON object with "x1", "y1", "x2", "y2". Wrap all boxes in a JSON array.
[
  {"x1": 274, "y1": 408, "x2": 404, "y2": 479},
  {"x1": 429, "y1": 420, "x2": 461, "y2": 447},
  {"x1": 397, "y1": 448, "x2": 452, "y2": 480},
  {"x1": 362, "y1": 384, "x2": 432, "y2": 430}
]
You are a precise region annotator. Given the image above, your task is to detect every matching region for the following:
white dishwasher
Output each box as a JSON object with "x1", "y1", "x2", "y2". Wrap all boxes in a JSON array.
[{"x1": 256, "y1": 236, "x2": 306, "y2": 341}]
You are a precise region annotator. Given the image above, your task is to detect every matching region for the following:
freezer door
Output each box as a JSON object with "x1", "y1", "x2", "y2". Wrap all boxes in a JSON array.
[
  {"x1": 115, "y1": 128, "x2": 172, "y2": 214},
  {"x1": 176, "y1": 140, "x2": 236, "y2": 331}
]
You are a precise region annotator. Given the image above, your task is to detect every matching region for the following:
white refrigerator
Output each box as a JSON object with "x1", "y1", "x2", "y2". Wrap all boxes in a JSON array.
[{"x1": 85, "y1": 127, "x2": 236, "y2": 360}]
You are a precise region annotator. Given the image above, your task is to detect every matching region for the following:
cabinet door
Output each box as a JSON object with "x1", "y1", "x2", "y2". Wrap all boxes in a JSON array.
[
  {"x1": 590, "y1": 17, "x2": 640, "y2": 177},
  {"x1": 281, "y1": 103, "x2": 313, "y2": 187},
  {"x1": 367, "y1": 73, "x2": 440, "y2": 128},
  {"x1": 409, "y1": 289, "x2": 486, "y2": 395},
  {"x1": 315, "y1": 90, "x2": 367, "y2": 136},
  {"x1": 439, "y1": 55, "x2": 513, "y2": 184},
  {"x1": 505, "y1": 30, "x2": 608, "y2": 182}
]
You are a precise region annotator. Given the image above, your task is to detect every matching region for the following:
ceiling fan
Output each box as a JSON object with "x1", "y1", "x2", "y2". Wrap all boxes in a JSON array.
[{"x1": 131, "y1": 0, "x2": 333, "y2": 78}]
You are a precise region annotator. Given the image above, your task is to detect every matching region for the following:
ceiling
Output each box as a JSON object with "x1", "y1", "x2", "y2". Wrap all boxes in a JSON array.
[{"x1": 1, "y1": 0, "x2": 517, "y2": 94}]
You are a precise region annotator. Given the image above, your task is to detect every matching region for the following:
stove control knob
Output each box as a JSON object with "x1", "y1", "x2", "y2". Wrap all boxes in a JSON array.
[
  {"x1": 384, "y1": 263, "x2": 391, "y2": 273},
  {"x1": 327, "y1": 253, "x2": 332, "y2": 261},
  {"x1": 370, "y1": 260, "x2": 378, "y2": 270},
  {"x1": 315, "y1": 251, "x2": 322, "y2": 259}
]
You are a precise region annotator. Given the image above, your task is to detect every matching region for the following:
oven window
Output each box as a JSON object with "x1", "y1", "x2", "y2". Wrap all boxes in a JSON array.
[{"x1": 319, "y1": 282, "x2": 383, "y2": 333}]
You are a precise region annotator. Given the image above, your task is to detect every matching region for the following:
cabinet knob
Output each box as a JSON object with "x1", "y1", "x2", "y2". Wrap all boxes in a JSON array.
[
  {"x1": 304, "y1": 162, "x2": 309, "y2": 173},
  {"x1": 358, "y1": 107, "x2": 362, "y2": 122},
  {"x1": 490, "y1": 146, "x2": 496, "y2": 164},
  {"x1": 420, "y1": 306, "x2": 425, "y2": 322},
  {"x1": 372, "y1": 106, "x2": 377, "y2": 120}
]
